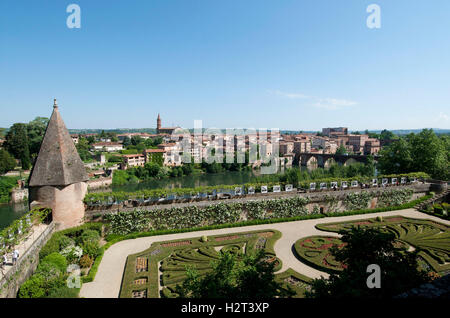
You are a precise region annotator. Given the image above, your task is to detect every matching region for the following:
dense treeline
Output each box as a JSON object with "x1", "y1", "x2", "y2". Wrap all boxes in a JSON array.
[{"x1": 378, "y1": 129, "x2": 449, "y2": 180}]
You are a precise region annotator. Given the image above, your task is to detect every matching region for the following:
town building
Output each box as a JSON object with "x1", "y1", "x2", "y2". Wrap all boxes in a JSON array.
[
  {"x1": 156, "y1": 114, "x2": 180, "y2": 135},
  {"x1": 122, "y1": 154, "x2": 146, "y2": 169},
  {"x1": 91, "y1": 142, "x2": 124, "y2": 152},
  {"x1": 322, "y1": 127, "x2": 348, "y2": 137}
]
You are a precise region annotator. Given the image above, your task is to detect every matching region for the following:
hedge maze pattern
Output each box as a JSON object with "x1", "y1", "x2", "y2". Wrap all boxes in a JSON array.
[
  {"x1": 119, "y1": 229, "x2": 307, "y2": 298},
  {"x1": 296, "y1": 216, "x2": 450, "y2": 275}
]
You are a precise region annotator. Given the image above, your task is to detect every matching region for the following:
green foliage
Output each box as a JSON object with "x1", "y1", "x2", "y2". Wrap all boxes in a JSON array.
[
  {"x1": 46, "y1": 286, "x2": 80, "y2": 298},
  {"x1": 0, "y1": 176, "x2": 20, "y2": 204},
  {"x1": 27, "y1": 117, "x2": 49, "y2": 159},
  {"x1": 0, "y1": 208, "x2": 50, "y2": 250},
  {"x1": 41, "y1": 253, "x2": 68, "y2": 273},
  {"x1": 18, "y1": 274, "x2": 46, "y2": 298},
  {"x1": 379, "y1": 129, "x2": 449, "y2": 180},
  {"x1": 87, "y1": 172, "x2": 425, "y2": 205},
  {"x1": 105, "y1": 197, "x2": 311, "y2": 235},
  {"x1": 119, "y1": 229, "x2": 284, "y2": 298},
  {"x1": 80, "y1": 254, "x2": 94, "y2": 268},
  {"x1": 0, "y1": 149, "x2": 16, "y2": 174},
  {"x1": 3, "y1": 123, "x2": 31, "y2": 169},
  {"x1": 306, "y1": 226, "x2": 431, "y2": 298},
  {"x1": 76, "y1": 137, "x2": 92, "y2": 162},
  {"x1": 176, "y1": 250, "x2": 293, "y2": 298}
]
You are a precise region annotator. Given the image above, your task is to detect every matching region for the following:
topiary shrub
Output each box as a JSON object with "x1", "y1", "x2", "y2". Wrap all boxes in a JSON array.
[
  {"x1": 18, "y1": 275, "x2": 46, "y2": 298},
  {"x1": 41, "y1": 252, "x2": 68, "y2": 272}
]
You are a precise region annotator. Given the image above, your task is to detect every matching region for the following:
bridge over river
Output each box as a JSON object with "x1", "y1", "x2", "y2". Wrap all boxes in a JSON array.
[{"x1": 297, "y1": 153, "x2": 379, "y2": 168}]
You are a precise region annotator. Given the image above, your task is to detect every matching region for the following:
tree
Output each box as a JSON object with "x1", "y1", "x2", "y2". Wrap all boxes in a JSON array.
[
  {"x1": 0, "y1": 149, "x2": 17, "y2": 174},
  {"x1": 378, "y1": 138, "x2": 413, "y2": 175},
  {"x1": 4, "y1": 123, "x2": 31, "y2": 169},
  {"x1": 122, "y1": 136, "x2": 131, "y2": 147},
  {"x1": 306, "y1": 227, "x2": 430, "y2": 298},
  {"x1": 176, "y1": 250, "x2": 294, "y2": 298},
  {"x1": 378, "y1": 129, "x2": 449, "y2": 179},
  {"x1": 27, "y1": 117, "x2": 49, "y2": 159},
  {"x1": 379, "y1": 129, "x2": 396, "y2": 140},
  {"x1": 409, "y1": 129, "x2": 448, "y2": 180},
  {"x1": 335, "y1": 145, "x2": 347, "y2": 155},
  {"x1": 76, "y1": 137, "x2": 92, "y2": 162}
]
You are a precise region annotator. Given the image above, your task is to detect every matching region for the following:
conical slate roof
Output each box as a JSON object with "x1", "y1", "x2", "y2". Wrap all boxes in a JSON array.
[{"x1": 29, "y1": 100, "x2": 89, "y2": 187}]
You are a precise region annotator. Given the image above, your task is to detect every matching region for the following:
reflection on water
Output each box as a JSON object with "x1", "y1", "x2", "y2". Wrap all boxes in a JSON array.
[
  {"x1": 110, "y1": 170, "x2": 267, "y2": 193},
  {"x1": 0, "y1": 203, "x2": 29, "y2": 230}
]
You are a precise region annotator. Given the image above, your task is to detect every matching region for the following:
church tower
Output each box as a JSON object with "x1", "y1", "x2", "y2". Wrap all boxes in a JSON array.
[
  {"x1": 157, "y1": 113, "x2": 161, "y2": 134},
  {"x1": 28, "y1": 99, "x2": 89, "y2": 230}
]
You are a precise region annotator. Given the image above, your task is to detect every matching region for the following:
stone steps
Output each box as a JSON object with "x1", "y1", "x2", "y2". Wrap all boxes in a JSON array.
[{"x1": 416, "y1": 190, "x2": 450, "y2": 210}]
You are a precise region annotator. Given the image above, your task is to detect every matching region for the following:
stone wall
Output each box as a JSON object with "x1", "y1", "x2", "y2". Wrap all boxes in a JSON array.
[
  {"x1": 87, "y1": 177, "x2": 112, "y2": 190},
  {"x1": 0, "y1": 222, "x2": 55, "y2": 298},
  {"x1": 29, "y1": 182, "x2": 88, "y2": 230},
  {"x1": 85, "y1": 183, "x2": 431, "y2": 221},
  {"x1": 11, "y1": 188, "x2": 29, "y2": 203}
]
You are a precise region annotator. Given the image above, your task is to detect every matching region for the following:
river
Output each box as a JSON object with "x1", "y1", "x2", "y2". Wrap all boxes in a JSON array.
[
  {"x1": 0, "y1": 203, "x2": 28, "y2": 230},
  {"x1": 109, "y1": 169, "x2": 277, "y2": 192}
]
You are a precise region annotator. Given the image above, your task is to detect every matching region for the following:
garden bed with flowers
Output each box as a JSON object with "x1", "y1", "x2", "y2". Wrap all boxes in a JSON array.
[
  {"x1": 294, "y1": 216, "x2": 450, "y2": 276},
  {"x1": 119, "y1": 229, "x2": 283, "y2": 298}
]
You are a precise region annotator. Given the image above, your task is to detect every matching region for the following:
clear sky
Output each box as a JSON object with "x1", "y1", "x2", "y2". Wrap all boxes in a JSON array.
[{"x1": 1, "y1": 0, "x2": 449, "y2": 131}]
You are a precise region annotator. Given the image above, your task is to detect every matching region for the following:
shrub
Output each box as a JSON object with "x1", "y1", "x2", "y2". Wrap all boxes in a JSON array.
[
  {"x1": 79, "y1": 254, "x2": 94, "y2": 268},
  {"x1": 201, "y1": 235, "x2": 208, "y2": 242},
  {"x1": 81, "y1": 241, "x2": 101, "y2": 259},
  {"x1": 18, "y1": 275, "x2": 46, "y2": 298},
  {"x1": 60, "y1": 245, "x2": 83, "y2": 264},
  {"x1": 80, "y1": 229, "x2": 100, "y2": 245},
  {"x1": 58, "y1": 235, "x2": 75, "y2": 250},
  {"x1": 46, "y1": 286, "x2": 80, "y2": 298},
  {"x1": 42, "y1": 252, "x2": 68, "y2": 272},
  {"x1": 35, "y1": 261, "x2": 61, "y2": 280}
]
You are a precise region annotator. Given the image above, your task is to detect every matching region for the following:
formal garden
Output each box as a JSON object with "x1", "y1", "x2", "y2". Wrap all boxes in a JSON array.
[
  {"x1": 119, "y1": 229, "x2": 313, "y2": 298},
  {"x1": 294, "y1": 216, "x2": 450, "y2": 277}
]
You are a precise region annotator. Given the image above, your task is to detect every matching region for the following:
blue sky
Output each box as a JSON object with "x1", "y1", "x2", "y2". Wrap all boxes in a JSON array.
[{"x1": 1, "y1": 0, "x2": 449, "y2": 131}]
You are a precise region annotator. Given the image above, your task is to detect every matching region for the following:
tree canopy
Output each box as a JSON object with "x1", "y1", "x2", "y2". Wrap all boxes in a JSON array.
[
  {"x1": 306, "y1": 227, "x2": 430, "y2": 298},
  {"x1": 378, "y1": 129, "x2": 449, "y2": 180},
  {"x1": 175, "y1": 250, "x2": 294, "y2": 298}
]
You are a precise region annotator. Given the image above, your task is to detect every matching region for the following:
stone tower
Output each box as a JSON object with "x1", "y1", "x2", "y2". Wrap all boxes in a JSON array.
[
  {"x1": 157, "y1": 113, "x2": 161, "y2": 134},
  {"x1": 28, "y1": 99, "x2": 89, "y2": 230}
]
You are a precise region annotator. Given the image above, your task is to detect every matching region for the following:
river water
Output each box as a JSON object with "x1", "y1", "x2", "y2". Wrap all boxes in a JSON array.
[
  {"x1": 0, "y1": 203, "x2": 28, "y2": 230},
  {"x1": 110, "y1": 169, "x2": 273, "y2": 192}
]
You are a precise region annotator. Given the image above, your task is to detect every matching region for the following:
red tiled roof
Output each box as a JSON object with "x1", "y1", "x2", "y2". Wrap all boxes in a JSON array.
[{"x1": 144, "y1": 149, "x2": 166, "y2": 153}]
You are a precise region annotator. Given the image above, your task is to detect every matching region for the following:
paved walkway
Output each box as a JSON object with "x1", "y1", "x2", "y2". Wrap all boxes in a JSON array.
[
  {"x1": 0, "y1": 224, "x2": 47, "y2": 279},
  {"x1": 79, "y1": 209, "x2": 449, "y2": 298}
]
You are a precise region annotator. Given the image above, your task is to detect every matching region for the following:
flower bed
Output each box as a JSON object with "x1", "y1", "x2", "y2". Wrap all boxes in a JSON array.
[
  {"x1": 310, "y1": 216, "x2": 450, "y2": 275},
  {"x1": 119, "y1": 229, "x2": 282, "y2": 298}
]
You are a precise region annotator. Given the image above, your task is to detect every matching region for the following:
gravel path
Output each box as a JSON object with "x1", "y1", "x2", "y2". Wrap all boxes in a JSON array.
[{"x1": 79, "y1": 209, "x2": 449, "y2": 298}]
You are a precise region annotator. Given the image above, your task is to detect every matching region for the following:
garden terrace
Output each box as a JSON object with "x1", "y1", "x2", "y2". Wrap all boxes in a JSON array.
[
  {"x1": 83, "y1": 172, "x2": 429, "y2": 207},
  {"x1": 119, "y1": 229, "x2": 290, "y2": 298},
  {"x1": 294, "y1": 216, "x2": 450, "y2": 276},
  {"x1": 101, "y1": 187, "x2": 430, "y2": 236}
]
